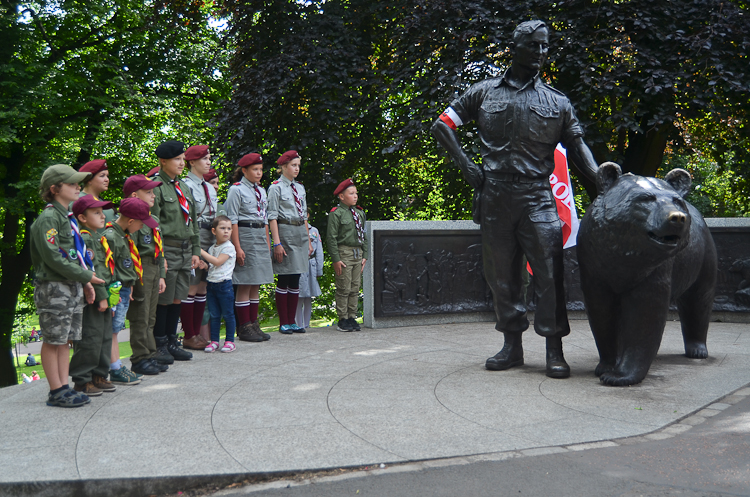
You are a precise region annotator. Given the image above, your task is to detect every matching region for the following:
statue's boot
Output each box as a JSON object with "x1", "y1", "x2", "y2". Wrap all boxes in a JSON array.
[
  {"x1": 546, "y1": 336, "x2": 570, "y2": 379},
  {"x1": 485, "y1": 333, "x2": 524, "y2": 371}
]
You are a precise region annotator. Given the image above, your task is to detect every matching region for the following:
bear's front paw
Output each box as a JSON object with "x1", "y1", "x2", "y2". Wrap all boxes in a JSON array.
[
  {"x1": 684, "y1": 341, "x2": 708, "y2": 359},
  {"x1": 594, "y1": 362, "x2": 615, "y2": 376},
  {"x1": 599, "y1": 371, "x2": 644, "y2": 387}
]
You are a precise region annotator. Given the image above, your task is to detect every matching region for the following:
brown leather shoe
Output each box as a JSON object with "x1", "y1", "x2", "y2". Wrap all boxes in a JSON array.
[
  {"x1": 183, "y1": 335, "x2": 208, "y2": 350},
  {"x1": 75, "y1": 382, "x2": 103, "y2": 396},
  {"x1": 92, "y1": 375, "x2": 116, "y2": 392},
  {"x1": 238, "y1": 321, "x2": 264, "y2": 342}
]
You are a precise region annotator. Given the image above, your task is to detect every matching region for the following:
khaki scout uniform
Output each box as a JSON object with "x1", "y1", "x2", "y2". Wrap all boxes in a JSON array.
[
  {"x1": 225, "y1": 177, "x2": 273, "y2": 285},
  {"x1": 29, "y1": 201, "x2": 95, "y2": 345},
  {"x1": 182, "y1": 171, "x2": 217, "y2": 285},
  {"x1": 327, "y1": 203, "x2": 368, "y2": 320},
  {"x1": 151, "y1": 169, "x2": 200, "y2": 304},
  {"x1": 126, "y1": 218, "x2": 166, "y2": 364},
  {"x1": 69, "y1": 228, "x2": 115, "y2": 386},
  {"x1": 267, "y1": 175, "x2": 308, "y2": 275}
]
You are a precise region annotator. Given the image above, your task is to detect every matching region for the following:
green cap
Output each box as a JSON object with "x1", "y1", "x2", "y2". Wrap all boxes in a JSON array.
[{"x1": 40, "y1": 164, "x2": 92, "y2": 191}]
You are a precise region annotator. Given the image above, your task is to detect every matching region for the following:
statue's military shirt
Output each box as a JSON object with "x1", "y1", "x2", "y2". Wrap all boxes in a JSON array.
[
  {"x1": 267, "y1": 175, "x2": 306, "y2": 222},
  {"x1": 450, "y1": 71, "x2": 584, "y2": 178},
  {"x1": 326, "y1": 203, "x2": 368, "y2": 263},
  {"x1": 131, "y1": 217, "x2": 166, "y2": 279},
  {"x1": 182, "y1": 171, "x2": 218, "y2": 224},
  {"x1": 80, "y1": 229, "x2": 115, "y2": 304},
  {"x1": 30, "y1": 201, "x2": 95, "y2": 283},
  {"x1": 225, "y1": 177, "x2": 268, "y2": 225},
  {"x1": 101, "y1": 221, "x2": 138, "y2": 288},
  {"x1": 151, "y1": 169, "x2": 201, "y2": 257}
]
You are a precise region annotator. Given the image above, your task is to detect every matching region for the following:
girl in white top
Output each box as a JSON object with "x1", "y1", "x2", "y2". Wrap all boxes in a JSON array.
[{"x1": 200, "y1": 216, "x2": 237, "y2": 353}]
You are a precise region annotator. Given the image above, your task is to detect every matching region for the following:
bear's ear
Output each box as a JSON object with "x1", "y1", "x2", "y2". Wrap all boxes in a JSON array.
[
  {"x1": 664, "y1": 168, "x2": 692, "y2": 198},
  {"x1": 596, "y1": 162, "x2": 622, "y2": 194}
]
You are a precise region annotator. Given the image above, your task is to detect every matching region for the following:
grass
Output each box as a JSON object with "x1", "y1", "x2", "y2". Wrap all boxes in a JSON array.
[{"x1": 14, "y1": 316, "x2": 347, "y2": 383}]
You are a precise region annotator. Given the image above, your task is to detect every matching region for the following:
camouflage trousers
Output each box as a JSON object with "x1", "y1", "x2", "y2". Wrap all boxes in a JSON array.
[{"x1": 34, "y1": 280, "x2": 85, "y2": 345}]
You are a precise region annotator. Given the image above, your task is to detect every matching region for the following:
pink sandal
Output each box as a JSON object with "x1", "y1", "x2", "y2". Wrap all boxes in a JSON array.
[
  {"x1": 221, "y1": 341, "x2": 236, "y2": 353},
  {"x1": 204, "y1": 341, "x2": 219, "y2": 353}
]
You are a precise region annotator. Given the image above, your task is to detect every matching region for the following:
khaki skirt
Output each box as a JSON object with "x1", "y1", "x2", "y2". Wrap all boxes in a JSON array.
[{"x1": 233, "y1": 226, "x2": 274, "y2": 285}]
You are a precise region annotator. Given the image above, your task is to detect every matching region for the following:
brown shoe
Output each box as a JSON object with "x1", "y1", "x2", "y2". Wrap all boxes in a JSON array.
[
  {"x1": 253, "y1": 321, "x2": 271, "y2": 341},
  {"x1": 183, "y1": 335, "x2": 208, "y2": 350},
  {"x1": 92, "y1": 375, "x2": 116, "y2": 392},
  {"x1": 238, "y1": 321, "x2": 264, "y2": 342},
  {"x1": 75, "y1": 382, "x2": 103, "y2": 397}
]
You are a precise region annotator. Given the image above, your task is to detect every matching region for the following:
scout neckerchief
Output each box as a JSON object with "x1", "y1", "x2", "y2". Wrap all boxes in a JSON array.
[
  {"x1": 153, "y1": 226, "x2": 163, "y2": 259},
  {"x1": 350, "y1": 206, "x2": 365, "y2": 244},
  {"x1": 68, "y1": 213, "x2": 93, "y2": 270},
  {"x1": 172, "y1": 179, "x2": 190, "y2": 225},
  {"x1": 253, "y1": 183, "x2": 265, "y2": 219},
  {"x1": 289, "y1": 182, "x2": 304, "y2": 220},
  {"x1": 100, "y1": 223, "x2": 116, "y2": 275},
  {"x1": 127, "y1": 235, "x2": 143, "y2": 284},
  {"x1": 201, "y1": 181, "x2": 215, "y2": 217}
]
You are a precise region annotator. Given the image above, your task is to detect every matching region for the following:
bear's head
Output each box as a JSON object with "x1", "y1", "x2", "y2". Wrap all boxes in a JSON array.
[{"x1": 588, "y1": 163, "x2": 693, "y2": 265}]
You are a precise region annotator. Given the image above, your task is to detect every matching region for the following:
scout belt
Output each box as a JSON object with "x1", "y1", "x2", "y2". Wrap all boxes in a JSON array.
[
  {"x1": 200, "y1": 222, "x2": 213, "y2": 230},
  {"x1": 238, "y1": 221, "x2": 265, "y2": 229},
  {"x1": 163, "y1": 237, "x2": 191, "y2": 249},
  {"x1": 276, "y1": 218, "x2": 305, "y2": 226},
  {"x1": 485, "y1": 171, "x2": 547, "y2": 183}
]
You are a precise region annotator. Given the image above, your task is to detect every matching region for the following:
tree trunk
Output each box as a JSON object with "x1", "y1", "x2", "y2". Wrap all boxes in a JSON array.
[
  {"x1": 623, "y1": 119, "x2": 669, "y2": 177},
  {"x1": 0, "y1": 144, "x2": 31, "y2": 387}
]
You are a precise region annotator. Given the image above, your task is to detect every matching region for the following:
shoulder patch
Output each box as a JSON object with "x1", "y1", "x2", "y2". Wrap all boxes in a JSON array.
[
  {"x1": 233, "y1": 182, "x2": 241, "y2": 186},
  {"x1": 46, "y1": 228, "x2": 58, "y2": 243},
  {"x1": 330, "y1": 207, "x2": 337, "y2": 213},
  {"x1": 272, "y1": 180, "x2": 279, "y2": 185}
]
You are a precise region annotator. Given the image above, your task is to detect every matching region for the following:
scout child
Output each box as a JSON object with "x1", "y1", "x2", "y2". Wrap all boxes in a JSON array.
[
  {"x1": 78, "y1": 159, "x2": 116, "y2": 231},
  {"x1": 327, "y1": 179, "x2": 367, "y2": 332},
  {"x1": 150, "y1": 140, "x2": 199, "y2": 362},
  {"x1": 123, "y1": 174, "x2": 168, "y2": 375},
  {"x1": 200, "y1": 215, "x2": 238, "y2": 352},
  {"x1": 101, "y1": 197, "x2": 158, "y2": 385},
  {"x1": 225, "y1": 153, "x2": 273, "y2": 342},
  {"x1": 69, "y1": 195, "x2": 117, "y2": 397},
  {"x1": 30, "y1": 164, "x2": 104, "y2": 407},
  {"x1": 180, "y1": 145, "x2": 218, "y2": 350},
  {"x1": 295, "y1": 211, "x2": 324, "y2": 329},
  {"x1": 267, "y1": 150, "x2": 313, "y2": 334}
]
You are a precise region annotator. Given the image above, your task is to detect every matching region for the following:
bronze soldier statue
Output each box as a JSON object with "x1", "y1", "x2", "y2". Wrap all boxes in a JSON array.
[{"x1": 432, "y1": 20, "x2": 599, "y2": 378}]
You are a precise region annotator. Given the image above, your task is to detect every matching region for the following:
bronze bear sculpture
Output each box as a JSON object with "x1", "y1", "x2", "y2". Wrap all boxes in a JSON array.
[{"x1": 577, "y1": 163, "x2": 717, "y2": 386}]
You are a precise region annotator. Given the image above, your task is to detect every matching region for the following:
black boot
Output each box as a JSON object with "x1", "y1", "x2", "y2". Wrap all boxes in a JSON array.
[
  {"x1": 132, "y1": 359, "x2": 161, "y2": 376},
  {"x1": 167, "y1": 335, "x2": 193, "y2": 361},
  {"x1": 148, "y1": 358, "x2": 169, "y2": 372},
  {"x1": 154, "y1": 336, "x2": 174, "y2": 365},
  {"x1": 546, "y1": 336, "x2": 570, "y2": 379},
  {"x1": 254, "y1": 321, "x2": 271, "y2": 341},
  {"x1": 486, "y1": 333, "x2": 524, "y2": 371}
]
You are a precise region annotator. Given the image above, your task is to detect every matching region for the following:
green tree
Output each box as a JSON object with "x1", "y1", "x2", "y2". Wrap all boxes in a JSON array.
[{"x1": 0, "y1": 0, "x2": 229, "y2": 387}]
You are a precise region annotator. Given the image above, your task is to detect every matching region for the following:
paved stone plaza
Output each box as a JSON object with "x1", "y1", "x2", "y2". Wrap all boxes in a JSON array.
[{"x1": 1, "y1": 320, "x2": 749, "y2": 493}]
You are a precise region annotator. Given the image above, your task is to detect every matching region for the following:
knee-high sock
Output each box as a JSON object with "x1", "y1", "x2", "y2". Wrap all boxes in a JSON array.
[
  {"x1": 180, "y1": 295, "x2": 195, "y2": 338},
  {"x1": 249, "y1": 299, "x2": 260, "y2": 323},
  {"x1": 166, "y1": 303, "x2": 182, "y2": 338},
  {"x1": 154, "y1": 305, "x2": 168, "y2": 339},
  {"x1": 193, "y1": 292, "x2": 207, "y2": 333},
  {"x1": 275, "y1": 288, "x2": 288, "y2": 325},
  {"x1": 286, "y1": 287, "x2": 300, "y2": 325},
  {"x1": 235, "y1": 300, "x2": 250, "y2": 326}
]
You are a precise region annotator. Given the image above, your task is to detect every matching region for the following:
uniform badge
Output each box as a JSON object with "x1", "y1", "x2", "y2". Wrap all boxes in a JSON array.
[
  {"x1": 143, "y1": 234, "x2": 152, "y2": 244},
  {"x1": 86, "y1": 249, "x2": 94, "y2": 260},
  {"x1": 59, "y1": 248, "x2": 67, "y2": 259},
  {"x1": 123, "y1": 258, "x2": 133, "y2": 269},
  {"x1": 69, "y1": 248, "x2": 77, "y2": 259},
  {"x1": 46, "y1": 228, "x2": 57, "y2": 244}
]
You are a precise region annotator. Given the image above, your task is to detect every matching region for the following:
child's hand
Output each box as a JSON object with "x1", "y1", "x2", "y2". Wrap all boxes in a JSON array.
[
  {"x1": 89, "y1": 273, "x2": 105, "y2": 285},
  {"x1": 83, "y1": 282, "x2": 96, "y2": 304},
  {"x1": 97, "y1": 299, "x2": 108, "y2": 312},
  {"x1": 237, "y1": 247, "x2": 246, "y2": 266},
  {"x1": 361, "y1": 258, "x2": 367, "y2": 273},
  {"x1": 158, "y1": 278, "x2": 166, "y2": 294},
  {"x1": 273, "y1": 244, "x2": 287, "y2": 263},
  {"x1": 333, "y1": 261, "x2": 346, "y2": 276},
  {"x1": 199, "y1": 260, "x2": 209, "y2": 270}
]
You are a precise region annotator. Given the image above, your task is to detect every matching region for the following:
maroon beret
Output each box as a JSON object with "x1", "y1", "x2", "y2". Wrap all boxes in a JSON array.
[
  {"x1": 79, "y1": 159, "x2": 107, "y2": 176},
  {"x1": 123, "y1": 174, "x2": 162, "y2": 197},
  {"x1": 185, "y1": 145, "x2": 209, "y2": 161},
  {"x1": 276, "y1": 150, "x2": 300, "y2": 165},
  {"x1": 72, "y1": 195, "x2": 114, "y2": 219},
  {"x1": 239, "y1": 153, "x2": 263, "y2": 168},
  {"x1": 333, "y1": 178, "x2": 355, "y2": 196},
  {"x1": 146, "y1": 166, "x2": 161, "y2": 178},
  {"x1": 203, "y1": 168, "x2": 218, "y2": 182},
  {"x1": 119, "y1": 198, "x2": 159, "y2": 229}
]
